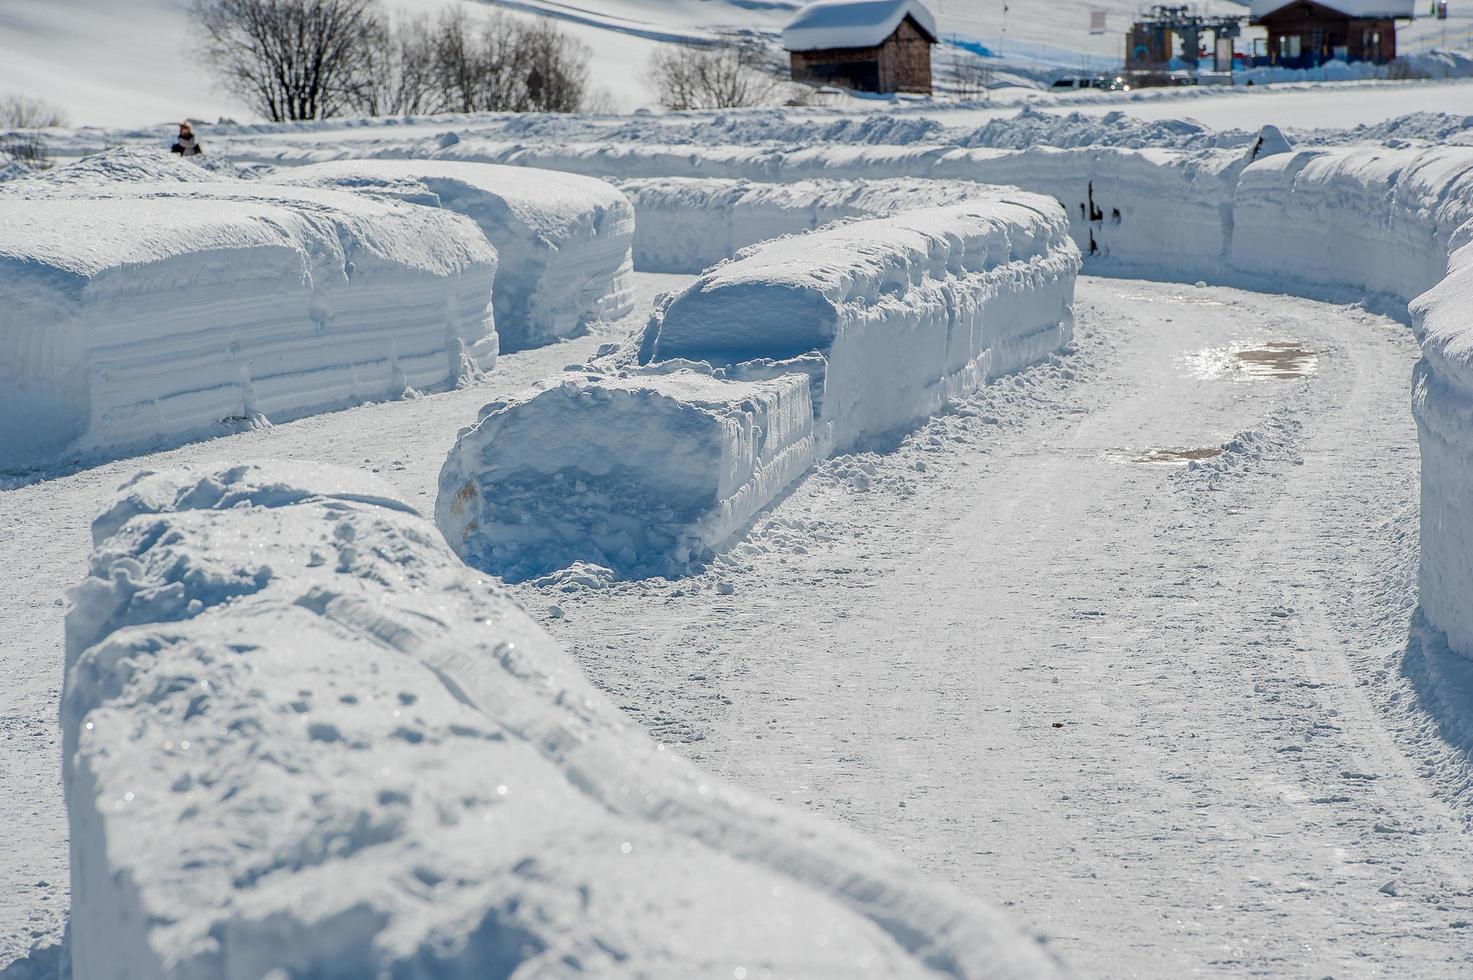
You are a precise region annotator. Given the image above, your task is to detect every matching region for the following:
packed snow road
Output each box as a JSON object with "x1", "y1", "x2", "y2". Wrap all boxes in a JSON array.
[
  {"x1": 524, "y1": 278, "x2": 1473, "y2": 977},
  {"x1": 3, "y1": 274, "x2": 1471, "y2": 976}
]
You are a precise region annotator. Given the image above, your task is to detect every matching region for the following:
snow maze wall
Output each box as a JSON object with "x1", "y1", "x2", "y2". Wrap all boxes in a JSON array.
[
  {"x1": 61, "y1": 460, "x2": 1062, "y2": 979},
  {"x1": 438, "y1": 194, "x2": 1080, "y2": 580},
  {"x1": 0, "y1": 151, "x2": 637, "y2": 470},
  {"x1": 397, "y1": 134, "x2": 1473, "y2": 659}
]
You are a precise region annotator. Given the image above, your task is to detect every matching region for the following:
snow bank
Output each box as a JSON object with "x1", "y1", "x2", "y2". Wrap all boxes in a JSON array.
[
  {"x1": 620, "y1": 176, "x2": 1011, "y2": 272},
  {"x1": 442, "y1": 194, "x2": 1078, "y2": 576},
  {"x1": 440, "y1": 371, "x2": 827, "y2": 579},
  {"x1": 1232, "y1": 145, "x2": 1473, "y2": 305},
  {"x1": 268, "y1": 160, "x2": 635, "y2": 350},
  {"x1": 1412, "y1": 220, "x2": 1473, "y2": 659},
  {"x1": 0, "y1": 151, "x2": 497, "y2": 470},
  {"x1": 61, "y1": 460, "x2": 1060, "y2": 979}
]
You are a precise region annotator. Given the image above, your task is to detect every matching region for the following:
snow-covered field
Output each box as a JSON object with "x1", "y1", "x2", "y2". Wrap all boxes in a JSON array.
[{"x1": 8, "y1": 24, "x2": 1473, "y2": 979}]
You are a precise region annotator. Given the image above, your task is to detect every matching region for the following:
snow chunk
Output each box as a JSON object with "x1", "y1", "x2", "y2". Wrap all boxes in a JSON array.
[
  {"x1": 0, "y1": 151, "x2": 497, "y2": 470},
  {"x1": 783, "y1": 0, "x2": 938, "y2": 51},
  {"x1": 439, "y1": 370, "x2": 826, "y2": 579},
  {"x1": 62, "y1": 460, "x2": 1059, "y2": 978},
  {"x1": 268, "y1": 160, "x2": 634, "y2": 350}
]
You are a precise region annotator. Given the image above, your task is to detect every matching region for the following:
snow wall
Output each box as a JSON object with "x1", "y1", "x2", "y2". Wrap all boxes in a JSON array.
[
  {"x1": 0, "y1": 152, "x2": 498, "y2": 471},
  {"x1": 407, "y1": 135, "x2": 1473, "y2": 656},
  {"x1": 440, "y1": 195, "x2": 1080, "y2": 579},
  {"x1": 269, "y1": 160, "x2": 636, "y2": 350},
  {"x1": 61, "y1": 460, "x2": 1063, "y2": 980}
]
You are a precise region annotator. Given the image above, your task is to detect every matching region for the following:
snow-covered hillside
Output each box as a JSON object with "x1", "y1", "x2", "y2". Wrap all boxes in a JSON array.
[{"x1": 7, "y1": 0, "x2": 1469, "y2": 128}]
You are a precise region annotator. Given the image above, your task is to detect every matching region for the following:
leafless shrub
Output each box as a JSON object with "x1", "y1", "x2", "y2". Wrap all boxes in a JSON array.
[
  {"x1": 354, "y1": 15, "x2": 440, "y2": 116},
  {"x1": 950, "y1": 60, "x2": 993, "y2": 102},
  {"x1": 193, "y1": 0, "x2": 385, "y2": 121},
  {"x1": 1, "y1": 135, "x2": 53, "y2": 170},
  {"x1": 646, "y1": 42, "x2": 783, "y2": 110},
  {"x1": 0, "y1": 94, "x2": 69, "y2": 129}
]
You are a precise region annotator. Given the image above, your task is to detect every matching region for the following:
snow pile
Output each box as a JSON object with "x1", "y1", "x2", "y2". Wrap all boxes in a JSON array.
[
  {"x1": 0, "y1": 150, "x2": 497, "y2": 470},
  {"x1": 61, "y1": 460, "x2": 1060, "y2": 978},
  {"x1": 1412, "y1": 219, "x2": 1473, "y2": 659},
  {"x1": 621, "y1": 176, "x2": 1013, "y2": 272},
  {"x1": 440, "y1": 371, "x2": 827, "y2": 579},
  {"x1": 1232, "y1": 145, "x2": 1473, "y2": 305},
  {"x1": 1302, "y1": 111, "x2": 1473, "y2": 147},
  {"x1": 268, "y1": 160, "x2": 635, "y2": 350},
  {"x1": 959, "y1": 107, "x2": 1254, "y2": 152},
  {"x1": 443, "y1": 194, "x2": 1078, "y2": 576}
]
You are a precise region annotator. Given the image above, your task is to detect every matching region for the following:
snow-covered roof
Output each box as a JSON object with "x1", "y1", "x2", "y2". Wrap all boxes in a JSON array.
[
  {"x1": 782, "y1": 0, "x2": 938, "y2": 52},
  {"x1": 1249, "y1": 0, "x2": 1416, "y2": 20}
]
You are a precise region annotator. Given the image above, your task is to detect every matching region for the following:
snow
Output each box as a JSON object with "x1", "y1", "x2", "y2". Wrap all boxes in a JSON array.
[
  {"x1": 439, "y1": 371, "x2": 826, "y2": 579},
  {"x1": 268, "y1": 160, "x2": 635, "y2": 350},
  {"x1": 0, "y1": 150, "x2": 498, "y2": 472},
  {"x1": 1411, "y1": 217, "x2": 1473, "y2": 658},
  {"x1": 61, "y1": 458, "x2": 1060, "y2": 978},
  {"x1": 1249, "y1": 0, "x2": 1416, "y2": 19},
  {"x1": 782, "y1": 0, "x2": 938, "y2": 52},
  {"x1": 620, "y1": 176, "x2": 1014, "y2": 272},
  {"x1": 442, "y1": 194, "x2": 1077, "y2": 578}
]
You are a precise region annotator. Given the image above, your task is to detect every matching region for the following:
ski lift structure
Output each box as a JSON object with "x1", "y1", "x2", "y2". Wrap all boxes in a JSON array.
[{"x1": 1125, "y1": 4, "x2": 1246, "y2": 79}]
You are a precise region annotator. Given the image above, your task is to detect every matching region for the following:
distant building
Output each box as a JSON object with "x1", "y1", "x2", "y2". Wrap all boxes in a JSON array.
[
  {"x1": 1249, "y1": 0, "x2": 1415, "y2": 67},
  {"x1": 782, "y1": 0, "x2": 938, "y2": 95}
]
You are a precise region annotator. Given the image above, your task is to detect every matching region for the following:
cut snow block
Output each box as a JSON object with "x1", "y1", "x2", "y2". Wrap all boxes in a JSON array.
[
  {"x1": 1413, "y1": 220, "x2": 1473, "y2": 659},
  {"x1": 439, "y1": 370, "x2": 827, "y2": 580},
  {"x1": 620, "y1": 176, "x2": 1016, "y2": 273},
  {"x1": 0, "y1": 152, "x2": 497, "y2": 470},
  {"x1": 61, "y1": 460, "x2": 1063, "y2": 979},
  {"x1": 1232, "y1": 145, "x2": 1473, "y2": 306},
  {"x1": 644, "y1": 196, "x2": 1081, "y2": 450},
  {"x1": 271, "y1": 159, "x2": 635, "y2": 349}
]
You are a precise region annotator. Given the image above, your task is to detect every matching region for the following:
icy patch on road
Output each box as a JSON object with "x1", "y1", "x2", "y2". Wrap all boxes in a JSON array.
[
  {"x1": 268, "y1": 159, "x2": 635, "y2": 350},
  {"x1": 61, "y1": 460, "x2": 1063, "y2": 979},
  {"x1": 1171, "y1": 409, "x2": 1306, "y2": 491},
  {"x1": 1186, "y1": 342, "x2": 1320, "y2": 380}
]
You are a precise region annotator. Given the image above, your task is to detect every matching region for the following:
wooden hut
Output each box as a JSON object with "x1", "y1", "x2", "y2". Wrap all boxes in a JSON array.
[
  {"x1": 782, "y1": 0, "x2": 938, "y2": 95},
  {"x1": 1249, "y1": 0, "x2": 1414, "y2": 66}
]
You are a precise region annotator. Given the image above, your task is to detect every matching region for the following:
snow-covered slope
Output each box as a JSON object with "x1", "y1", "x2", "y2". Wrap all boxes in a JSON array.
[{"x1": 62, "y1": 459, "x2": 1063, "y2": 979}]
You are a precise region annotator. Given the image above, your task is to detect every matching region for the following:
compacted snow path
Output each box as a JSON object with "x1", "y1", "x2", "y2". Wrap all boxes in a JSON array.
[
  {"x1": 524, "y1": 277, "x2": 1473, "y2": 977},
  {"x1": 4, "y1": 274, "x2": 1472, "y2": 976}
]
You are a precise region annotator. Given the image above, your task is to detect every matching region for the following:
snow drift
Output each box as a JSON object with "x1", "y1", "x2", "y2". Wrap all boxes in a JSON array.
[
  {"x1": 268, "y1": 160, "x2": 635, "y2": 350},
  {"x1": 61, "y1": 460, "x2": 1062, "y2": 979},
  {"x1": 441, "y1": 194, "x2": 1079, "y2": 577},
  {"x1": 0, "y1": 151, "x2": 497, "y2": 470}
]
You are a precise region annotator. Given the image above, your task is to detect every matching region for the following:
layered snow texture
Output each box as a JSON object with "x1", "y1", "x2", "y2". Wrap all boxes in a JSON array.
[
  {"x1": 621, "y1": 176, "x2": 1017, "y2": 272},
  {"x1": 60, "y1": 460, "x2": 1061, "y2": 980},
  {"x1": 440, "y1": 372, "x2": 827, "y2": 579},
  {"x1": 268, "y1": 160, "x2": 635, "y2": 350},
  {"x1": 1412, "y1": 217, "x2": 1473, "y2": 659},
  {"x1": 441, "y1": 194, "x2": 1079, "y2": 577},
  {"x1": 0, "y1": 150, "x2": 497, "y2": 470}
]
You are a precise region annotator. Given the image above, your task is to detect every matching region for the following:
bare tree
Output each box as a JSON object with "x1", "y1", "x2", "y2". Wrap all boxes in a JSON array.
[
  {"x1": 354, "y1": 15, "x2": 439, "y2": 116},
  {"x1": 0, "y1": 94, "x2": 69, "y2": 129},
  {"x1": 193, "y1": 0, "x2": 384, "y2": 121},
  {"x1": 646, "y1": 42, "x2": 782, "y2": 111},
  {"x1": 422, "y1": 9, "x2": 591, "y2": 114}
]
